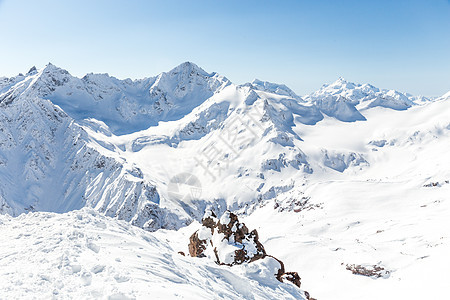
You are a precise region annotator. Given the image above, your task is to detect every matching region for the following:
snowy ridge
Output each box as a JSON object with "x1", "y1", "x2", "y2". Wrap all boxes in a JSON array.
[
  {"x1": 1, "y1": 62, "x2": 449, "y2": 299},
  {"x1": 436, "y1": 90, "x2": 450, "y2": 101},
  {"x1": 0, "y1": 209, "x2": 306, "y2": 299},
  {"x1": 244, "y1": 79, "x2": 303, "y2": 101},
  {"x1": 304, "y1": 77, "x2": 420, "y2": 121},
  {"x1": 0, "y1": 63, "x2": 445, "y2": 223},
  {"x1": 14, "y1": 62, "x2": 230, "y2": 135},
  {"x1": 0, "y1": 83, "x2": 183, "y2": 231},
  {"x1": 3, "y1": 63, "x2": 442, "y2": 216}
]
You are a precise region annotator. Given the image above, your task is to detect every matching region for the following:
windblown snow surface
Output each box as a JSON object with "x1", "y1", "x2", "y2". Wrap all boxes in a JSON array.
[{"x1": 0, "y1": 62, "x2": 449, "y2": 299}]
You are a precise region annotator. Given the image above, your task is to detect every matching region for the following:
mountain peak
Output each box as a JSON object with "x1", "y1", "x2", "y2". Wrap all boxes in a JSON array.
[
  {"x1": 40, "y1": 62, "x2": 70, "y2": 76},
  {"x1": 306, "y1": 77, "x2": 417, "y2": 113},
  {"x1": 27, "y1": 66, "x2": 37, "y2": 75},
  {"x1": 44, "y1": 62, "x2": 57, "y2": 70},
  {"x1": 328, "y1": 77, "x2": 356, "y2": 89},
  {"x1": 180, "y1": 61, "x2": 199, "y2": 69},
  {"x1": 168, "y1": 61, "x2": 208, "y2": 76}
]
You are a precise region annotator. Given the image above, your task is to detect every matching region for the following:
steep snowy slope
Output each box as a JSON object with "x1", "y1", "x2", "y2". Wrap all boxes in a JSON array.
[
  {"x1": 0, "y1": 74, "x2": 184, "y2": 231},
  {"x1": 0, "y1": 209, "x2": 307, "y2": 299},
  {"x1": 436, "y1": 90, "x2": 450, "y2": 101},
  {"x1": 84, "y1": 83, "x2": 319, "y2": 218}
]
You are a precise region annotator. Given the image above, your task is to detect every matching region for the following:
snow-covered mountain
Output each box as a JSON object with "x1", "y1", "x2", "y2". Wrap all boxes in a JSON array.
[
  {"x1": 0, "y1": 78, "x2": 186, "y2": 231},
  {"x1": 0, "y1": 63, "x2": 449, "y2": 299},
  {"x1": 17, "y1": 62, "x2": 230, "y2": 135},
  {"x1": 303, "y1": 77, "x2": 425, "y2": 121}
]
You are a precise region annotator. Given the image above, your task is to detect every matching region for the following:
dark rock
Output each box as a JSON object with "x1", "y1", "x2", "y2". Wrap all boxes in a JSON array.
[
  {"x1": 27, "y1": 66, "x2": 37, "y2": 75},
  {"x1": 282, "y1": 272, "x2": 301, "y2": 288},
  {"x1": 304, "y1": 291, "x2": 317, "y2": 300},
  {"x1": 188, "y1": 210, "x2": 266, "y2": 265},
  {"x1": 188, "y1": 231, "x2": 207, "y2": 258},
  {"x1": 267, "y1": 255, "x2": 301, "y2": 288},
  {"x1": 201, "y1": 211, "x2": 217, "y2": 230},
  {"x1": 345, "y1": 263, "x2": 390, "y2": 278},
  {"x1": 188, "y1": 210, "x2": 306, "y2": 292}
]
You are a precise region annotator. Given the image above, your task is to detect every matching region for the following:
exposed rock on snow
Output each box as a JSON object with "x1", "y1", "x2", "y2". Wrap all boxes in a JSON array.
[
  {"x1": 262, "y1": 151, "x2": 312, "y2": 173},
  {"x1": 274, "y1": 196, "x2": 322, "y2": 213},
  {"x1": 0, "y1": 209, "x2": 307, "y2": 299},
  {"x1": 189, "y1": 210, "x2": 266, "y2": 265},
  {"x1": 345, "y1": 263, "x2": 391, "y2": 279},
  {"x1": 188, "y1": 211, "x2": 303, "y2": 289}
]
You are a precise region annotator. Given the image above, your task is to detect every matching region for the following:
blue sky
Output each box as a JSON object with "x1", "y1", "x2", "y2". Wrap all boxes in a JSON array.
[{"x1": 0, "y1": 0, "x2": 449, "y2": 96}]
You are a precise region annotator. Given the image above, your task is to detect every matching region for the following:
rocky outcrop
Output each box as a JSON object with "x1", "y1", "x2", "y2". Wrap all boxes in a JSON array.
[
  {"x1": 344, "y1": 263, "x2": 390, "y2": 279},
  {"x1": 188, "y1": 210, "x2": 266, "y2": 266},
  {"x1": 188, "y1": 210, "x2": 304, "y2": 289},
  {"x1": 266, "y1": 254, "x2": 302, "y2": 289},
  {"x1": 188, "y1": 231, "x2": 208, "y2": 258}
]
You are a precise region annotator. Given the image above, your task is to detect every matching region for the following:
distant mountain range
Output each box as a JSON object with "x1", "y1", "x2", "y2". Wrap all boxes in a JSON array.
[
  {"x1": 1, "y1": 62, "x2": 449, "y2": 299},
  {"x1": 0, "y1": 62, "x2": 448, "y2": 230}
]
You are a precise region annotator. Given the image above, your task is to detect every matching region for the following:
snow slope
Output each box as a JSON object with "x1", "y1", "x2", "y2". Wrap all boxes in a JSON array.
[
  {"x1": 0, "y1": 209, "x2": 306, "y2": 299},
  {"x1": 0, "y1": 69, "x2": 184, "y2": 231},
  {"x1": 98, "y1": 77, "x2": 448, "y2": 299},
  {"x1": 0, "y1": 63, "x2": 449, "y2": 299},
  {"x1": 241, "y1": 94, "x2": 450, "y2": 299}
]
